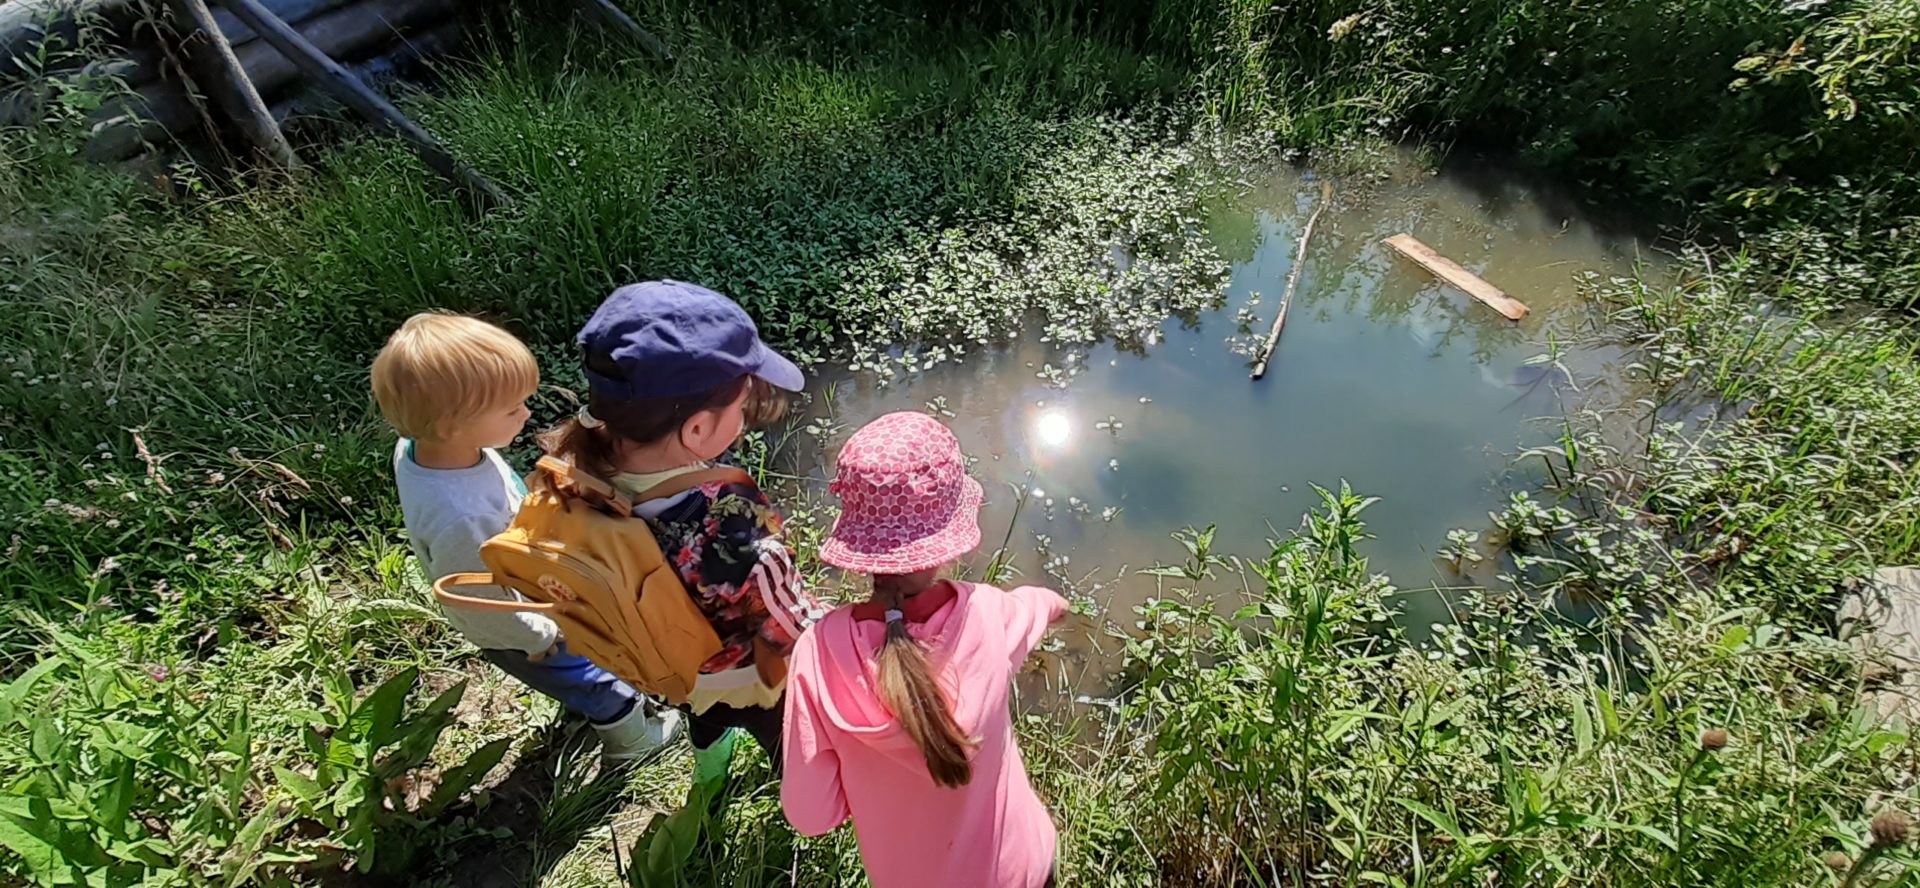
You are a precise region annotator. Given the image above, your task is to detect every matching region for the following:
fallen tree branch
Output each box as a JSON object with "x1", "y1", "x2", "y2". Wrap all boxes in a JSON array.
[{"x1": 1251, "y1": 179, "x2": 1333, "y2": 380}]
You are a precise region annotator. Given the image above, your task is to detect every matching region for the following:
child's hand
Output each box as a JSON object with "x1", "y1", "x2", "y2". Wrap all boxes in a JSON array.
[{"x1": 529, "y1": 643, "x2": 559, "y2": 663}]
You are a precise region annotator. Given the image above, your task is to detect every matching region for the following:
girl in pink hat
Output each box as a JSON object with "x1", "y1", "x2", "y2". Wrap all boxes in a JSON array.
[{"x1": 781, "y1": 411, "x2": 1068, "y2": 888}]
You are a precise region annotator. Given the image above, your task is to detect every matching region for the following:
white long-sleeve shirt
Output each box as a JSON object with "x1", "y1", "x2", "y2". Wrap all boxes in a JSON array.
[{"x1": 392, "y1": 440, "x2": 557, "y2": 655}]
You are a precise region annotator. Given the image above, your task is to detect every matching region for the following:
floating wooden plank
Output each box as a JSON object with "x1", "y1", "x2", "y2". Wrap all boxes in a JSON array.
[
  {"x1": 1385, "y1": 233, "x2": 1529, "y2": 321},
  {"x1": 218, "y1": 0, "x2": 508, "y2": 213}
]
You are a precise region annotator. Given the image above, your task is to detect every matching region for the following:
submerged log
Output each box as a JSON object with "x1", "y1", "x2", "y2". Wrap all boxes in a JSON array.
[{"x1": 1385, "y1": 233, "x2": 1530, "y2": 321}]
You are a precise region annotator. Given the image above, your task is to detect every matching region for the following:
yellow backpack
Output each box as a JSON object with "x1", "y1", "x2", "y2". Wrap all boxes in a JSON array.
[{"x1": 432, "y1": 457, "x2": 748, "y2": 705}]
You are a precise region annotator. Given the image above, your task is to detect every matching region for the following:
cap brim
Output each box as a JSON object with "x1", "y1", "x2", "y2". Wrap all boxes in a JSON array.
[{"x1": 750, "y1": 342, "x2": 806, "y2": 391}]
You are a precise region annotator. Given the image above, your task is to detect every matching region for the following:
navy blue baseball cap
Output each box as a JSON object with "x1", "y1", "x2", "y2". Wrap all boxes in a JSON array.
[{"x1": 576, "y1": 280, "x2": 805, "y2": 400}]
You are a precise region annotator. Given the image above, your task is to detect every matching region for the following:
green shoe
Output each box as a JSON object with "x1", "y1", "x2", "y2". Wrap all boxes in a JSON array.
[{"x1": 692, "y1": 727, "x2": 738, "y2": 783}]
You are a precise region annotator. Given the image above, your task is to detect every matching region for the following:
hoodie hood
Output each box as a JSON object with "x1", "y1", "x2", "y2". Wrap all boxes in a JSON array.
[
  {"x1": 780, "y1": 580, "x2": 1067, "y2": 888},
  {"x1": 806, "y1": 581, "x2": 993, "y2": 768}
]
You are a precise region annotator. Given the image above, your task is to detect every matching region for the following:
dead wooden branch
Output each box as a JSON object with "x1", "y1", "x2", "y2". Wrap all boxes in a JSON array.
[
  {"x1": 167, "y1": 0, "x2": 300, "y2": 171},
  {"x1": 1251, "y1": 180, "x2": 1334, "y2": 380}
]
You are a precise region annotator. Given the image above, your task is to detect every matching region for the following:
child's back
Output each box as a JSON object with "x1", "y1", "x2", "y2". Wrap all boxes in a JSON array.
[
  {"x1": 392, "y1": 441, "x2": 550, "y2": 652},
  {"x1": 541, "y1": 279, "x2": 818, "y2": 762},
  {"x1": 781, "y1": 411, "x2": 1066, "y2": 888},
  {"x1": 783, "y1": 580, "x2": 1066, "y2": 888}
]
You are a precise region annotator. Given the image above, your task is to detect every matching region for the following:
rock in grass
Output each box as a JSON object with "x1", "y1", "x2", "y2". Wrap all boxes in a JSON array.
[{"x1": 1838, "y1": 566, "x2": 1920, "y2": 721}]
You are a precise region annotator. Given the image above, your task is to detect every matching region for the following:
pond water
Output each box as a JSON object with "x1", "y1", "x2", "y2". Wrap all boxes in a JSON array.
[{"x1": 783, "y1": 162, "x2": 1653, "y2": 696}]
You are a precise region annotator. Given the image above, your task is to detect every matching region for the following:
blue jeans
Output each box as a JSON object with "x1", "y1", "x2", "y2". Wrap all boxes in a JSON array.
[{"x1": 481, "y1": 645, "x2": 639, "y2": 725}]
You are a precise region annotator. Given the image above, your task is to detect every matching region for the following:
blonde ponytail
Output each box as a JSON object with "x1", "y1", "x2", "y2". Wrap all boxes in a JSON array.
[{"x1": 873, "y1": 575, "x2": 976, "y2": 788}]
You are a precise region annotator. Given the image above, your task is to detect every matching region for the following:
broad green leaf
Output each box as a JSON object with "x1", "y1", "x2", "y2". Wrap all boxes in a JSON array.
[
  {"x1": 224, "y1": 710, "x2": 251, "y2": 758},
  {"x1": 92, "y1": 756, "x2": 136, "y2": 840},
  {"x1": 3, "y1": 657, "x2": 65, "y2": 709},
  {"x1": 1867, "y1": 729, "x2": 1908, "y2": 755},
  {"x1": 418, "y1": 679, "x2": 467, "y2": 722},
  {"x1": 42, "y1": 628, "x2": 105, "y2": 667},
  {"x1": 1571, "y1": 698, "x2": 1594, "y2": 756},
  {"x1": 1426, "y1": 696, "x2": 1470, "y2": 729},
  {"x1": 349, "y1": 666, "x2": 417, "y2": 749},
  {"x1": 30, "y1": 713, "x2": 59, "y2": 762},
  {"x1": 0, "y1": 795, "x2": 91, "y2": 821},
  {"x1": 1719, "y1": 625, "x2": 1750, "y2": 652},
  {"x1": 422, "y1": 739, "x2": 511, "y2": 818},
  {"x1": 221, "y1": 808, "x2": 281, "y2": 887},
  {"x1": 273, "y1": 767, "x2": 325, "y2": 807},
  {"x1": 104, "y1": 835, "x2": 174, "y2": 867},
  {"x1": 1394, "y1": 798, "x2": 1470, "y2": 847},
  {"x1": 0, "y1": 803, "x2": 65, "y2": 883},
  {"x1": 636, "y1": 805, "x2": 705, "y2": 888},
  {"x1": 221, "y1": 727, "x2": 253, "y2": 811}
]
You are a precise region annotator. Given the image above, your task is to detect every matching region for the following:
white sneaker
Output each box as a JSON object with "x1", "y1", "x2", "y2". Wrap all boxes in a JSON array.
[{"x1": 594, "y1": 705, "x2": 685, "y2": 763}]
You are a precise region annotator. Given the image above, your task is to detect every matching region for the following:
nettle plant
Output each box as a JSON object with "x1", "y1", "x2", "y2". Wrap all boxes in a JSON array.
[
  {"x1": 0, "y1": 639, "x2": 503, "y2": 886},
  {"x1": 1113, "y1": 483, "x2": 1918, "y2": 886},
  {"x1": 0, "y1": 630, "x2": 286, "y2": 887},
  {"x1": 272, "y1": 666, "x2": 509, "y2": 877}
]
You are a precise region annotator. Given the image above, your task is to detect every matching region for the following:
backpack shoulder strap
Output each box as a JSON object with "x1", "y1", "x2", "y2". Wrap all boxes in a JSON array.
[
  {"x1": 535, "y1": 456, "x2": 634, "y2": 517},
  {"x1": 632, "y1": 466, "x2": 754, "y2": 504}
]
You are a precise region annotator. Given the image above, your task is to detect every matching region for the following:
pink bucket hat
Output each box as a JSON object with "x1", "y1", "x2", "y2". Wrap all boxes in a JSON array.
[{"x1": 820, "y1": 412, "x2": 984, "y2": 575}]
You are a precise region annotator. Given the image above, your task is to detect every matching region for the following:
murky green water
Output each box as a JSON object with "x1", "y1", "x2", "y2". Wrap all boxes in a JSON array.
[{"x1": 787, "y1": 162, "x2": 1652, "y2": 693}]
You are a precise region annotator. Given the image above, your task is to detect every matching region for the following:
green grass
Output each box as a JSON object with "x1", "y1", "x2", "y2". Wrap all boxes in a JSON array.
[{"x1": 7, "y1": 0, "x2": 1920, "y2": 885}]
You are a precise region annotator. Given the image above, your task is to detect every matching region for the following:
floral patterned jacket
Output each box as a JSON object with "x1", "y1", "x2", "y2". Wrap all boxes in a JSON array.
[{"x1": 629, "y1": 475, "x2": 823, "y2": 675}]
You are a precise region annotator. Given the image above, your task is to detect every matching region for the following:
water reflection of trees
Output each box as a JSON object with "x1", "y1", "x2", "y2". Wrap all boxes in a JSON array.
[{"x1": 1223, "y1": 181, "x2": 1607, "y2": 366}]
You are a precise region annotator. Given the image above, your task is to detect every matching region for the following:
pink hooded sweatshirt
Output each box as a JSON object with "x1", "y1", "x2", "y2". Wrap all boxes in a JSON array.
[{"x1": 781, "y1": 581, "x2": 1068, "y2": 888}]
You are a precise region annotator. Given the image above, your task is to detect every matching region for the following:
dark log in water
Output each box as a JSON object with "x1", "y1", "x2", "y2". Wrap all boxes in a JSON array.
[{"x1": 1250, "y1": 181, "x2": 1333, "y2": 380}]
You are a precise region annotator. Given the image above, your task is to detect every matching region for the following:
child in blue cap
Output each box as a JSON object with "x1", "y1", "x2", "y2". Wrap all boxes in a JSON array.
[{"x1": 540, "y1": 280, "x2": 824, "y2": 765}]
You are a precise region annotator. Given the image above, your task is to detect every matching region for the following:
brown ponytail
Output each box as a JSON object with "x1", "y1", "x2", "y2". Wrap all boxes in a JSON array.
[
  {"x1": 535, "y1": 343, "x2": 789, "y2": 499},
  {"x1": 873, "y1": 574, "x2": 976, "y2": 788}
]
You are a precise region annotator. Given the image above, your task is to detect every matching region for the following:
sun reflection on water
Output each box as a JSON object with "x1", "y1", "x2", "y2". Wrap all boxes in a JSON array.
[{"x1": 1033, "y1": 410, "x2": 1074, "y2": 450}]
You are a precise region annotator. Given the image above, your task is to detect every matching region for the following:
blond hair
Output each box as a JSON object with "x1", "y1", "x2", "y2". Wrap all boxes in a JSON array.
[{"x1": 370, "y1": 313, "x2": 538, "y2": 440}]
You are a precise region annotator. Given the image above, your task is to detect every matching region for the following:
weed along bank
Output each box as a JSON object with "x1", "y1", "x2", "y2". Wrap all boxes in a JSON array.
[{"x1": 4, "y1": 0, "x2": 1920, "y2": 885}]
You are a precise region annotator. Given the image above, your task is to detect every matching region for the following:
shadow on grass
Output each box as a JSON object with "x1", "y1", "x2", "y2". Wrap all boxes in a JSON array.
[{"x1": 430, "y1": 727, "x2": 662, "y2": 888}]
